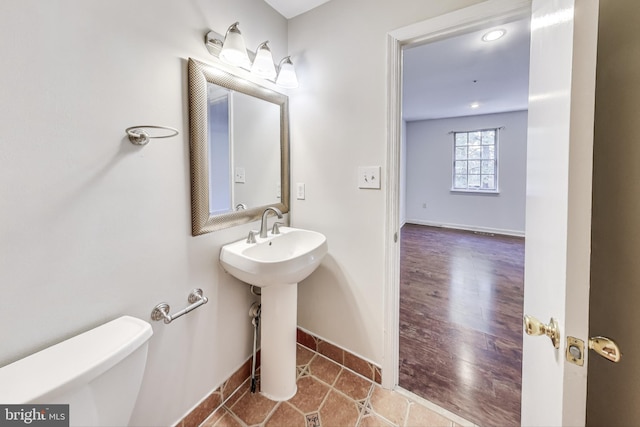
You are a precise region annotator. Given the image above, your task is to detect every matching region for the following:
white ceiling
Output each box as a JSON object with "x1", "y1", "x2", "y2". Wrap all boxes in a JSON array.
[
  {"x1": 264, "y1": 1, "x2": 530, "y2": 121},
  {"x1": 263, "y1": 0, "x2": 332, "y2": 19},
  {"x1": 403, "y1": 18, "x2": 531, "y2": 121}
]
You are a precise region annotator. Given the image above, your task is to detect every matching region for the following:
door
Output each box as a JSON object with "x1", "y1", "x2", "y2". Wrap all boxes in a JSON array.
[
  {"x1": 587, "y1": 1, "x2": 640, "y2": 424},
  {"x1": 521, "y1": 0, "x2": 599, "y2": 425}
]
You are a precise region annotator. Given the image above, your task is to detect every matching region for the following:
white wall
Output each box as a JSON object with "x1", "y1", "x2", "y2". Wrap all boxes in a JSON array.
[
  {"x1": 0, "y1": 1, "x2": 286, "y2": 426},
  {"x1": 288, "y1": 0, "x2": 485, "y2": 365},
  {"x1": 405, "y1": 111, "x2": 528, "y2": 235}
]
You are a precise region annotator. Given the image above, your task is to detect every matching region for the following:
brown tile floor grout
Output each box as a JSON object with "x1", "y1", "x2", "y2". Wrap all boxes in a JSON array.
[
  {"x1": 355, "y1": 384, "x2": 374, "y2": 426},
  {"x1": 401, "y1": 398, "x2": 411, "y2": 427},
  {"x1": 261, "y1": 398, "x2": 281, "y2": 427}
]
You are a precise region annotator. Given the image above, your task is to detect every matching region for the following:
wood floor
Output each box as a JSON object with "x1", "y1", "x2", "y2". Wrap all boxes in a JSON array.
[{"x1": 399, "y1": 224, "x2": 524, "y2": 427}]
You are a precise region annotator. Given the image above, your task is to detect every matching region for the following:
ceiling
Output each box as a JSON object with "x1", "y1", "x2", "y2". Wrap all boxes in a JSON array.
[
  {"x1": 263, "y1": 0, "x2": 332, "y2": 19},
  {"x1": 403, "y1": 18, "x2": 531, "y2": 121},
  {"x1": 263, "y1": 1, "x2": 530, "y2": 121}
]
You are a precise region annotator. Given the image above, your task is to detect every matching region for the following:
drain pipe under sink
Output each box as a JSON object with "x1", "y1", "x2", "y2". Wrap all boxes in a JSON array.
[{"x1": 249, "y1": 301, "x2": 261, "y2": 393}]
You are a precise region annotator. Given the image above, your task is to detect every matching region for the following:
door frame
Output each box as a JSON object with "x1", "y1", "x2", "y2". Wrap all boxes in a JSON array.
[{"x1": 382, "y1": 0, "x2": 533, "y2": 390}]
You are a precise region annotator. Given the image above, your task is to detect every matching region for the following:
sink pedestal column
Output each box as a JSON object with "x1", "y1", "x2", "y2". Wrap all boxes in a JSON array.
[{"x1": 260, "y1": 282, "x2": 298, "y2": 401}]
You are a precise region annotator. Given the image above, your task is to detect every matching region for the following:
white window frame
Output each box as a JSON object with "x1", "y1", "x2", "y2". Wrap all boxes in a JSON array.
[{"x1": 451, "y1": 128, "x2": 499, "y2": 194}]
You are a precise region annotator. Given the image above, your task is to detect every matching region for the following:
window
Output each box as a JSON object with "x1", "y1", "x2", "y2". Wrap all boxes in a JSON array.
[{"x1": 452, "y1": 128, "x2": 498, "y2": 192}]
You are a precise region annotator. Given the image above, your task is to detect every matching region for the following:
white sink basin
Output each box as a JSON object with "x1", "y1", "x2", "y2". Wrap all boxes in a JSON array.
[
  {"x1": 220, "y1": 226, "x2": 328, "y2": 401},
  {"x1": 219, "y1": 226, "x2": 328, "y2": 287}
]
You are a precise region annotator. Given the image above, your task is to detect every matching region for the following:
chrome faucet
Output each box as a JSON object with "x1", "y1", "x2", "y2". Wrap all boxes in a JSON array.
[{"x1": 259, "y1": 207, "x2": 283, "y2": 238}]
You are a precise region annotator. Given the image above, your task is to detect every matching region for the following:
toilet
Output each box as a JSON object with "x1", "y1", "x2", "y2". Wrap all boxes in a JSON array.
[{"x1": 0, "y1": 316, "x2": 153, "y2": 426}]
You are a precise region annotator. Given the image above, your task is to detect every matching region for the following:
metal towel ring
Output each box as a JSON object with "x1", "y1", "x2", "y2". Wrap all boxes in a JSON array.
[{"x1": 126, "y1": 125, "x2": 179, "y2": 146}]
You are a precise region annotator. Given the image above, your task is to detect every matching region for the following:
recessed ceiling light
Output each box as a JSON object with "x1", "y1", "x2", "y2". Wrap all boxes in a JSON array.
[
  {"x1": 470, "y1": 102, "x2": 480, "y2": 109},
  {"x1": 482, "y1": 29, "x2": 506, "y2": 42}
]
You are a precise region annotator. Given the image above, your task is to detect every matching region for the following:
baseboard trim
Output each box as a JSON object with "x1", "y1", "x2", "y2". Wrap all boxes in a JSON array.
[
  {"x1": 405, "y1": 219, "x2": 525, "y2": 237},
  {"x1": 296, "y1": 327, "x2": 382, "y2": 384}
]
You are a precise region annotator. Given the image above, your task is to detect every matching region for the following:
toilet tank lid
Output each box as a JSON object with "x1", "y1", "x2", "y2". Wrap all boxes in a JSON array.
[{"x1": 0, "y1": 316, "x2": 153, "y2": 403}]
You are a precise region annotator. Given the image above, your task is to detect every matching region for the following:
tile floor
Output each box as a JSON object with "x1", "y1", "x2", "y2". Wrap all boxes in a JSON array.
[{"x1": 201, "y1": 345, "x2": 468, "y2": 427}]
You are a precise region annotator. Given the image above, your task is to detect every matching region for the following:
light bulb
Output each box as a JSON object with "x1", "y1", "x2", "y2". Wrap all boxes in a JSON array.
[
  {"x1": 220, "y1": 22, "x2": 251, "y2": 68},
  {"x1": 276, "y1": 57, "x2": 298, "y2": 89},
  {"x1": 481, "y1": 29, "x2": 506, "y2": 42},
  {"x1": 251, "y1": 42, "x2": 277, "y2": 79}
]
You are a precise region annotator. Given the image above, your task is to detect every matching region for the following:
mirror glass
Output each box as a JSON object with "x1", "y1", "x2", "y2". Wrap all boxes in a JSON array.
[
  {"x1": 207, "y1": 84, "x2": 281, "y2": 215},
  {"x1": 188, "y1": 58, "x2": 289, "y2": 235}
]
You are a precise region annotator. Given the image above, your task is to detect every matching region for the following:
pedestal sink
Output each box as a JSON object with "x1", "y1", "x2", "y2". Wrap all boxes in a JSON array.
[{"x1": 219, "y1": 226, "x2": 328, "y2": 401}]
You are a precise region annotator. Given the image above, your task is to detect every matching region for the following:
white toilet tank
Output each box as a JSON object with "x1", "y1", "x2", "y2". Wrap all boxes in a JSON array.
[{"x1": 0, "y1": 316, "x2": 153, "y2": 426}]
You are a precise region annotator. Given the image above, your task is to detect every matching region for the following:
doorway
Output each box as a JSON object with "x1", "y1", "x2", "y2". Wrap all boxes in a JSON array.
[
  {"x1": 397, "y1": 17, "x2": 530, "y2": 426},
  {"x1": 382, "y1": 0, "x2": 534, "y2": 424}
]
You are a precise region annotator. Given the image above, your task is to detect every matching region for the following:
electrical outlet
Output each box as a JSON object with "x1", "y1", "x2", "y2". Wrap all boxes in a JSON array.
[
  {"x1": 358, "y1": 166, "x2": 381, "y2": 189},
  {"x1": 296, "y1": 183, "x2": 305, "y2": 200},
  {"x1": 234, "y1": 167, "x2": 246, "y2": 183}
]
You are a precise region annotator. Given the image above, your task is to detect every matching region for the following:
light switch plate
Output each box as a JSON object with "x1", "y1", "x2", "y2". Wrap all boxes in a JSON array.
[
  {"x1": 358, "y1": 166, "x2": 381, "y2": 189},
  {"x1": 296, "y1": 183, "x2": 305, "y2": 200}
]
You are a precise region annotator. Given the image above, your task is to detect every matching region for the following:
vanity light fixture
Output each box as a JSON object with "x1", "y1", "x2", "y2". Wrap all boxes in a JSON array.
[
  {"x1": 251, "y1": 42, "x2": 277, "y2": 79},
  {"x1": 219, "y1": 22, "x2": 251, "y2": 68},
  {"x1": 276, "y1": 57, "x2": 299, "y2": 89},
  {"x1": 204, "y1": 25, "x2": 298, "y2": 89},
  {"x1": 481, "y1": 29, "x2": 506, "y2": 42}
]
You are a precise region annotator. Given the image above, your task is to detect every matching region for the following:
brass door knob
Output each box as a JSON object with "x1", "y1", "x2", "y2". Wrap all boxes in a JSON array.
[
  {"x1": 589, "y1": 336, "x2": 621, "y2": 363},
  {"x1": 523, "y1": 315, "x2": 560, "y2": 349}
]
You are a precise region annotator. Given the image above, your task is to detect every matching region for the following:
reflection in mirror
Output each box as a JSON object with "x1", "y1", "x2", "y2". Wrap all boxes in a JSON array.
[
  {"x1": 207, "y1": 86, "x2": 231, "y2": 215},
  {"x1": 208, "y1": 86, "x2": 281, "y2": 215},
  {"x1": 188, "y1": 58, "x2": 289, "y2": 235}
]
